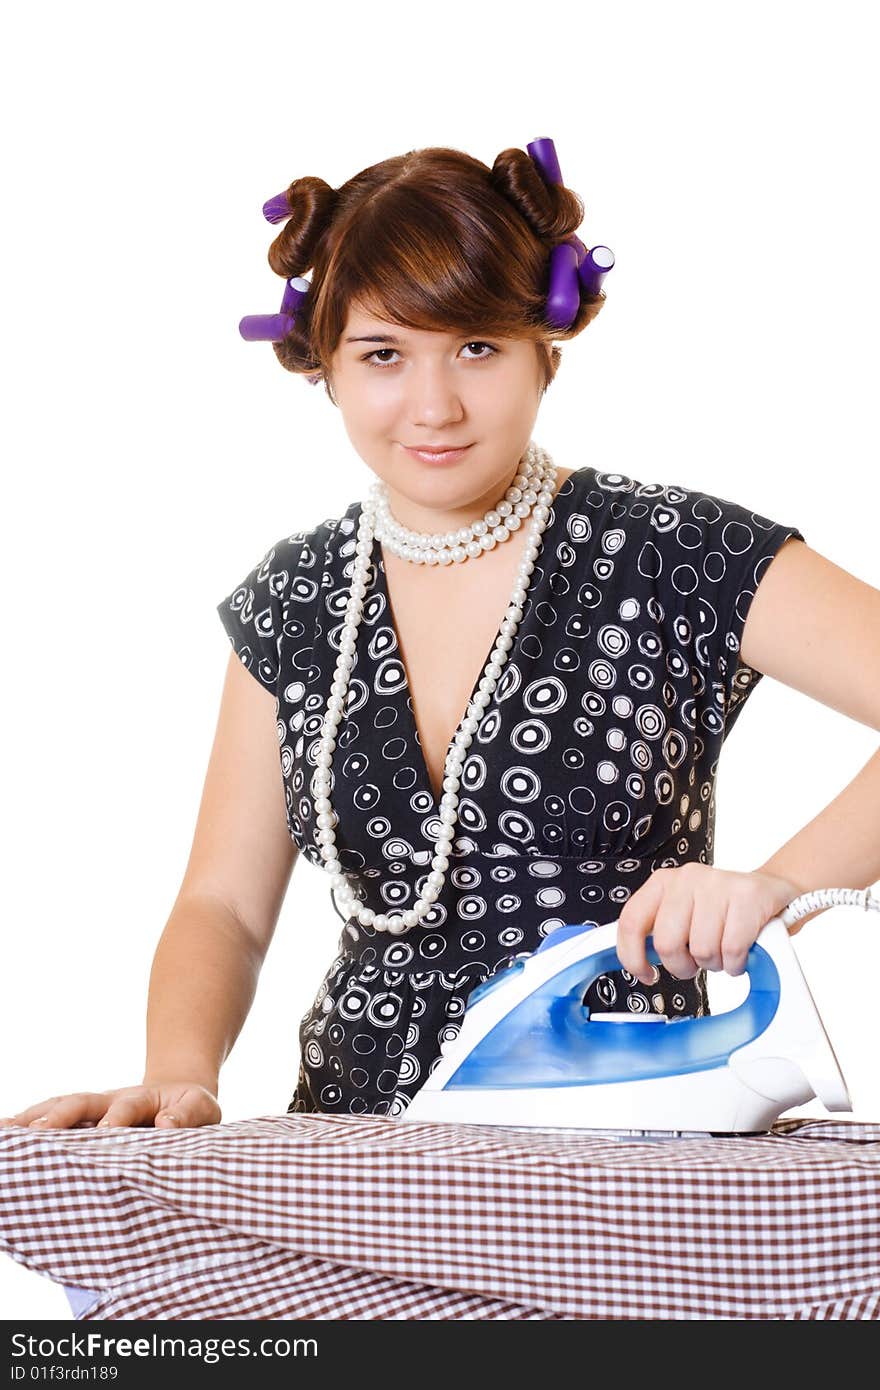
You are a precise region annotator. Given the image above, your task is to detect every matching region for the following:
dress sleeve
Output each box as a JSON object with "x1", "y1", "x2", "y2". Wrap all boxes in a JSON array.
[
  {"x1": 215, "y1": 534, "x2": 305, "y2": 697},
  {"x1": 643, "y1": 483, "x2": 806, "y2": 739}
]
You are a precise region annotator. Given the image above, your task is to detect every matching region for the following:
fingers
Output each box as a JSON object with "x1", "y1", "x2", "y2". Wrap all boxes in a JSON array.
[
  {"x1": 95, "y1": 1092, "x2": 165, "y2": 1129},
  {"x1": 618, "y1": 867, "x2": 701, "y2": 981},
  {"x1": 720, "y1": 904, "x2": 757, "y2": 976},
  {"x1": 651, "y1": 883, "x2": 700, "y2": 980},
  {"x1": 98, "y1": 1087, "x2": 218, "y2": 1129},
  {"x1": 0, "y1": 1084, "x2": 222, "y2": 1133},
  {"x1": 0, "y1": 1094, "x2": 110, "y2": 1130},
  {"x1": 687, "y1": 898, "x2": 728, "y2": 974},
  {"x1": 616, "y1": 870, "x2": 667, "y2": 983},
  {"x1": 616, "y1": 864, "x2": 775, "y2": 986},
  {"x1": 154, "y1": 1110, "x2": 182, "y2": 1128},
  {"x1": 616, "y1": 865, "x2": 714, "y2": 982},
  {"x1": 156, "y1": 1086, "x2": 221, "y2": 1129}
]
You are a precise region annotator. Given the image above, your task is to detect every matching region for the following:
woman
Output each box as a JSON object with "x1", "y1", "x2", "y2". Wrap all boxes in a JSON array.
[{"x1": 4, "y1": 138, "x2": 879, "y2": 1130}]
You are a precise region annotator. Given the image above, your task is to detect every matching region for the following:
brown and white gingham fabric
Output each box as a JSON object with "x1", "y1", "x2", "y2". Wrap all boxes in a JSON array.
[{"x1": 2, "y1": 1115, "x2": 879, "y2": 1320}]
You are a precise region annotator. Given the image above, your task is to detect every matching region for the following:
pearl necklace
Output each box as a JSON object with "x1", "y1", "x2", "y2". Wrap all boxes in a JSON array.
[
  {"x1": 311, "y1": 440, "x2": 558, "y2": 935},
  {"x1": 372, "y1": 442, "x2": 554, "y2": 565}
]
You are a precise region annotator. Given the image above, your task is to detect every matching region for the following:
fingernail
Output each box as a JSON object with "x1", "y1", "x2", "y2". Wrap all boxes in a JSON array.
[
  {"x1": 97, "y1": 1119, "x2": 110, "y2": 1128},
  {"x1": 30, "y1": 1117, "x2": 49, "y2": 1126},
  {"x1": 162, "y1": 1114, "x2": 179, "y2": 1126}
]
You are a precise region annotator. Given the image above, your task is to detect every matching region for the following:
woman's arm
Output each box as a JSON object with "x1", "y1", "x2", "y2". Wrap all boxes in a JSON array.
[
  {"x1": 142, "y1": 892, "x2": 266, "y2": 1091},
  {"x1": 616, "y1": 541, "x2": 880, "y2": 982},
  {"x1": 142, "y1": 651, "x2": 300, "y2": 1086},
  {"x1": 739, "y1": 540, "x2": 880, "y2": 916},
  {"x1": 753, "y1": 746, "x2": 880, "y2": 908}
]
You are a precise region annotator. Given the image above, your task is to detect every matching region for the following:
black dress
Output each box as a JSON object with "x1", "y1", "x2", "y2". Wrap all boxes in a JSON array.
[{"x1": 216, "y1": 459, "x2": 805, "y2": 1117}]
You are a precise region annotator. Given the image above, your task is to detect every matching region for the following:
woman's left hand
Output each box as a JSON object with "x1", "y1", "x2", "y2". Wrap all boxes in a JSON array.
[{"x1": 615, "y1": 864, "x2": 806, "y2": 985}]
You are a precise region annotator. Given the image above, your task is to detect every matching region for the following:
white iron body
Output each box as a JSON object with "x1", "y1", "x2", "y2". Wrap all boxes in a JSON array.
[{"x1": 400, "y1": 914, "x2": 852, "y2": 1135}]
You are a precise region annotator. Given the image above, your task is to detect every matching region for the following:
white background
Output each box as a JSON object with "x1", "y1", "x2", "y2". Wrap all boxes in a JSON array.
[{"x1": 2, "y1": 0, "x2": 878, "y2": 1318}]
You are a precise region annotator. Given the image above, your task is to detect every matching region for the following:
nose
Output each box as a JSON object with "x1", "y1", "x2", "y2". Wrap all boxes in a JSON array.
[{"x1": 405, "y1": 363, "x2": 467, "y2": 430}]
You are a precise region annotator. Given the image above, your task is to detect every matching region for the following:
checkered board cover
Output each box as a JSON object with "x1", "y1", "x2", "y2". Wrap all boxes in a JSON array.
[{"x1": 2, "y1": 1114, "x2": 878, "y2": 1320}]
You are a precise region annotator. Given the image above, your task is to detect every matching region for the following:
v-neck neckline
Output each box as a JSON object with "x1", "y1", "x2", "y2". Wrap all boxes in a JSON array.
[{"x1": 365, "y1": 466, "x2": 588, "y2": 824}]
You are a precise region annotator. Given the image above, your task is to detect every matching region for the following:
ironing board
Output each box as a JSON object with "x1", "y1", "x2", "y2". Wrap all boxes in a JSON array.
[{"x1": 1, "y1": 1114, "x2": 878, "y2": 1320}]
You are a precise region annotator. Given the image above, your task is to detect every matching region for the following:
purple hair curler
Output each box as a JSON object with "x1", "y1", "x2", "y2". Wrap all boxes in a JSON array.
[
  {"x1": 526, "y1": 136, "x2": 615, "y2": 329},
  {"x1": 579, "y1": 244, "x2": 615, "y2": 299},
  {"x1": 238, "y1": 312, "x2": 297, "y2": 342},
  {"x1": 238, "y1": 275, "x2": 310, "y2": 343},
  {"x1": 262, "y1": 191, "x2": 293, "y2": 224}
]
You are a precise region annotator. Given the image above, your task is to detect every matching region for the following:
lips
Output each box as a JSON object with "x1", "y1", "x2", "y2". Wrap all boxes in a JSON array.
[{"x1": 402, "y1": 443, "x2": 473, "y2": 465}]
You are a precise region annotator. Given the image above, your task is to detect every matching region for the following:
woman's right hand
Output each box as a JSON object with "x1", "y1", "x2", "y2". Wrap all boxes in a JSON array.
[{"x1": 0, "y1": 1082, "x2": 221, "y2": 1130}]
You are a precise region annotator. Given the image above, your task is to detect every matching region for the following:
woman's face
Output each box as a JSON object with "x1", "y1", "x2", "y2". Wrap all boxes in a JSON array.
[{"x1": 325, "y1": 299, "x2": 547, "y2": 528}]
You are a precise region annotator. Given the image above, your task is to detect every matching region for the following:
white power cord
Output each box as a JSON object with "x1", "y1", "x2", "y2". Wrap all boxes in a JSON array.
[{"x1": 781, "y1": 885, "x2": 880, "y2": 927}]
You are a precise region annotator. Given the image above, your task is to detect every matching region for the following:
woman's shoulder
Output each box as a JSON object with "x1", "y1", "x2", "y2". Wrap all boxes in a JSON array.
[
  {"x1": 577, "y1": 464, "x2": 804, "y2": 556},
  {"x1": 266, "y1": 497, "x2": 362, "y2": 571}
]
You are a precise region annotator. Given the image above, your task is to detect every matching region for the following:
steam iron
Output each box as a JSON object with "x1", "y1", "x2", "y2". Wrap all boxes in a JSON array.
[{"x1": 401, "y1": 894, "x2": 874, "y2": 1136}]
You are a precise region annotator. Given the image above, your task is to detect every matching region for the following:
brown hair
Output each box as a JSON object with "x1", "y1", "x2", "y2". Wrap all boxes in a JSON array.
[{"x1": 265, "y1": 144, "x2": 606, "y2": 405}]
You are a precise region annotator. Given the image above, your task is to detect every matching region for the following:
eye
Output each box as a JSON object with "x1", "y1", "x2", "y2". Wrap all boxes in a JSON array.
[{"x1": 362, "y1": 341, "x2": 499, "y2": 369}]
